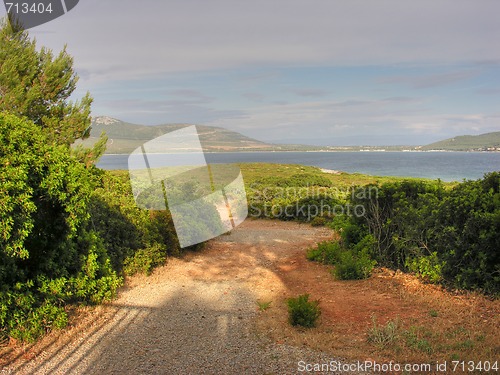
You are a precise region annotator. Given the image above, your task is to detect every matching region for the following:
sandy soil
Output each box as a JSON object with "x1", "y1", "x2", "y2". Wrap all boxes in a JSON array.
[
  {"x1": 2, "y1": 219, "x2": 498, "y2": 374},
  {"x1": 2, "y1": 220, "x2": 361, "y2": 375}
]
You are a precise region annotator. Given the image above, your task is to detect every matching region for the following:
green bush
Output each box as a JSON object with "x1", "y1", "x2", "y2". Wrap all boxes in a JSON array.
[
  {"x1": 406, "y1": 252, "x2": 445, "y2": 283},
  {"x1": 287, "y1": 294, "x2": 321, "y2": 328},
  {"x1": 341, "y1": 223, "x2": 368, "y2": 248},
  {"x1": 332, "y1": 249, "x2": 376, "y2": 280},
  {"x1": 341, "y1": 175, "x2": 499, "y2": 294},
  {"x1": 307, "y1": 237, "x2": 376, "y2": 280},
  {"x1": 310, "y1": 216, "x2": 328, "y2": 226},
  {"x1": 435, "y1": 173, "x2": 500, "y2": 293},
  {"x1": 306, "y1": 241, "x2": 343, "y2": 265},
  {"x1": 329, "y1": 214, "x2": 351, "y2": 231},
  {"x1": 124, "y1": 244, "x2": 167, "y2": 276},
  {"x1": 0, "y1": 113, "x2": 122, "y2": 341}
]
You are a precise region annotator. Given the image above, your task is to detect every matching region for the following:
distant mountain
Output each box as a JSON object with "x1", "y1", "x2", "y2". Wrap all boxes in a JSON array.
[
  {"x1": 82, "y1": 117, "x2": 275, "y2": 154},
  {"x1": 82, "y1": 117, "x2": 500, "y2": 154},
  {"x1": 422, "y1": 131, "x2": 500, "y2": 151}
]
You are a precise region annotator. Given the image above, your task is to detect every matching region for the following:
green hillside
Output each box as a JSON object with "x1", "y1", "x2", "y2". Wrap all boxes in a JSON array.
[
  {"x1": 422, "y1": 132, "x2": 500, "y2": 151},
  {"x1": 80, "y1": 116, "x2": 274, "y2": 154}
]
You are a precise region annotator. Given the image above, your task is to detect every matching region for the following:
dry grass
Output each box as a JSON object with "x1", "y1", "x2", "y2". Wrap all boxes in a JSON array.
[{"x1": 254, "y1": 265, "x2": 500, "y2": 365}]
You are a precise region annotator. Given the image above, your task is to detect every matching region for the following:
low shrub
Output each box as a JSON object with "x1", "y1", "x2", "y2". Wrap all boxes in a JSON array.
[
  {"x1": 306, "y1": 241, "x2": 343, "y2": 265},
  {"x1": 332, "y1": 249, "x2": 376, "y2": 280},
  {"x1": 308, "y1": 238, "x2": 376, "y2": 280},
  {"x1": 310, "y1": 216, "x2": 328, "y2": 227},
  {"x1": 287, "y1": 294, "x2": 321, "y2": 328},
  {"x1": 406, "y1": 251, "x2": 445, "y2": 283},
  {"x1": 123, "y1": 243, "x2": 167, "y2": 276}
]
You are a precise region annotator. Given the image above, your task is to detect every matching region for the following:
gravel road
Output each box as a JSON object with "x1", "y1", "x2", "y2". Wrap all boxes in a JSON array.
[{"x1": 2, "y1": 220, "x2": 365, "y2": 375}]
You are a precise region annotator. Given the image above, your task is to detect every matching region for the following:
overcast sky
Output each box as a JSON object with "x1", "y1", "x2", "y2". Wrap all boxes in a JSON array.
[{"x1": 3, "y1": 0, "x2": 500, "y2": 145}]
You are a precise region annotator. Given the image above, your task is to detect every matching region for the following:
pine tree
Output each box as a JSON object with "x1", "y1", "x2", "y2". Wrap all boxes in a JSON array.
[{"x1": 0, "y1": 17, "x2": 93, "y2": 146}]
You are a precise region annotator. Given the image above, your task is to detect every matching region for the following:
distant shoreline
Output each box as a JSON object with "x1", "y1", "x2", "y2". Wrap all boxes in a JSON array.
[{"x1": 102, "y1": 149, "x2": 500, "y2": 156}]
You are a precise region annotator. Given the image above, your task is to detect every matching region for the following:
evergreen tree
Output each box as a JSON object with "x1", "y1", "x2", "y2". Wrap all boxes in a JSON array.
[{"x1": 0, "y1": 17, "x2": 93, "y2": 146}]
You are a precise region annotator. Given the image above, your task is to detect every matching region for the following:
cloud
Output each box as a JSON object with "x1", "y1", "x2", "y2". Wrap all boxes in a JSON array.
[
  {"x1": 30, "y1": 0, "x2": 500, "y2": 83},
  {"x1": 379, "y1": 70, "x2": 480, "y2": 89},
  {"x1": 477, "y1": 88, "x2": 500, "y2": 95},
  {"x1": 204, "y1": 98, "x2": 500, "y2": 144},
  {"x1": 169, "y1": 89, "x2": 212, "y2": 100},
  {"x1": 15, "y1": 0, "x2": 498, "y2": 145},
  {"x1": 242, "y1": 92, "x2": 265, "y2": 102},
  {"x1": 289, "y1": 88, "x2": 328, "y2": 97},
  {"x1": 98, "y1": 98, "x2": 243, "y2": 125}
]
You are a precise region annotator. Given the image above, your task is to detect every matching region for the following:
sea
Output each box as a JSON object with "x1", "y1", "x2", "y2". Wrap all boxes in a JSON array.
[{"x1": 97, "y1": 151, "x2": 500, "y2": 182}]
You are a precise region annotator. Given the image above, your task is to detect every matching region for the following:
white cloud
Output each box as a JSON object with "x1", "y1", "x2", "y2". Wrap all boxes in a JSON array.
[
  {"x1": 205, "y1": 99, "x2": 500, "y2": 143},
  {"x1": 6, "y1": 0, "x2": 498, "y2": 144},
  {"x1": 28, "y1": 0, "x2": 500, "y2": 84}
]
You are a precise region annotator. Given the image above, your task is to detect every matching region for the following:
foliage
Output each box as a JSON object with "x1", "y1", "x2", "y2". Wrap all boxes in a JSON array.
[
  {"x1": 0, "y1": 116, "x2": 182, "y2": 341},
  {"x1": 310, "y1": 216, "x2": 328, "y2": 226},
  {"x1": 255, "y1": 173, "x2": 333, "y2": 188},
  {"x1": 88, "y1": 171, "x2": 181, "y2": 272},
  {"x1": 433, "y1": 173, "x2": 500, "y2": 293},
  {"x1": 406, "y1": 252, "x2": 444, "y2": 283},
  {"x1": 0, "y1": 23, "x2": 188, "y2": 343},
  {"x1": 338, "y1": 174, "x2": 499, "y2": 294},
  {"x1": 0, "y1": 113, "x2": 121, "y2": 341},
  {"x1": 123, "y1": 244, "x2": 167, "y2": 276},
  {"x1": 332, "y1": 248, "x2": 376, "y2": 280},
  {"x1": 287, "y1": 294, "x2": 321, "y2": 328},
  {"x1": 0, "y1": 18, "x2": 91, "y2": 145},
  {"x1": 307, "y1": 241, "x2": 343, "y2": 265},
  {"x1": 308, "y1": 234, "x2": 376, "y2": 280},
  {"x1": 0, "y1": 17, "x2": 106, "y2": 164}
]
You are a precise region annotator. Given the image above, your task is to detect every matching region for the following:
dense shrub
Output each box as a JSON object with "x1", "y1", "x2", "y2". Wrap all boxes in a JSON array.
[
  {"x1": 332, "y1": 249, "x2": 376, "y2": 280},
  {"x1": 0, "y1": 114, "x2": 185, "y2": 342},
  {"x1": 287, "y1": 294, "x2": 321, "y2": 328},
  {"x1": 307, "y1": 241, "x2": 343, "y2": 264},
  {"x1": 0, "y1": 21, "x2": 186, "y2": 343},
  {"x1": 88, "y1": 171, "x2": 181, "y2": 273},
  {"x1": 339, "y1": 174, "x2": 500, "y2": 294},
  {"x1": 123, "y1": 243, "x2": 167, "y2": 276},
  {"x1": 247, "y1": 170, "x2": 345, "y2": 222},
  {"x1": 307, "y1": 233, "x2": 376, "y2": 280},
  {"x1": 0, "y1": 113, "x2": 121, "y2": 341},
  {"x1": 433, "y1": 173, "x2": 500, "y2": 293},
  {"x1": 406, "y1": 252, "x2": 444, "y2": 283}
]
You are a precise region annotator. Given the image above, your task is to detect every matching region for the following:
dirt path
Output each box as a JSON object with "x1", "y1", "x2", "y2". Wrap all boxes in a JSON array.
[{"x1": 3, "y1": 220, "x2": 362, "y2": 375}]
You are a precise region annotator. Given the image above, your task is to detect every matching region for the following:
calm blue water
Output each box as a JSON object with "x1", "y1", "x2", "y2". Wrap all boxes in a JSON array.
[{"x1": 97, "y1": 152, "x2": 500, "y2": 182}]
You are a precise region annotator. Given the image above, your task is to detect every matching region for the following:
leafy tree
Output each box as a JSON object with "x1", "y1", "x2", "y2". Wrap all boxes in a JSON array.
[
  {"x1": 0, "y1": 18, "x2": 96, "y2": 147},
  {"x1": 0, "y1": 112, "x2": 121, "y2": 341}
]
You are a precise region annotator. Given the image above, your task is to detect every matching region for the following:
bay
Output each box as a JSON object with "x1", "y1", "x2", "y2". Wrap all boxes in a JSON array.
[{"x1": 97, "y1": 151, "x2": 500, "y2": 182}]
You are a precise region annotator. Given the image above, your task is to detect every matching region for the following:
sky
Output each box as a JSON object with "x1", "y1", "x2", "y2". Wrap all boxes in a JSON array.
[{"x1": 3, "y1": 0, "x2": 500, "y2": 145}]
